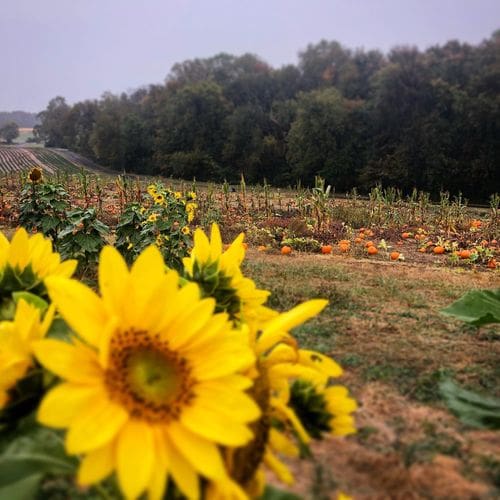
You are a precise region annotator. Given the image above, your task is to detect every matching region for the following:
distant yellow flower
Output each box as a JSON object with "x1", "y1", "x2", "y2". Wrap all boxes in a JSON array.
[
  {"x1": 186, "y1": 202, "x2": 197, "y2": 223},
  {"x1": 183, "y1": 224, "x2": 271, "y2": 326},
  {"x1": 35, "y1": 246, "x2": 259, "y2": 500},
  {"x1": 174, "y1": 191, "x2": 182, "y2": 199},
  {"x1": 0, "y1": 300, "x2": 54, "y2": 408},
  {"x1": 147, "y1": 213, "x2": 158, "y2": 223},
  {"x1": 154, "y1": 194, "x2": 164, "y2": 205},
  {"x1": 181, "y1": 226, "x2": 190, "y2": 235},
  {"x1": 0, "y1": 228, "x2": 77, "y2": 294},
  {"x1": 187, "y1": 191, "x2": 197, "y2": 201},
  {"x1": 147, "y1": 185, "x2": 157, "y2": 197}
]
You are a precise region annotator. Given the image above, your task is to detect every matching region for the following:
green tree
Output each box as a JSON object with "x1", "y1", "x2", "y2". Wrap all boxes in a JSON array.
[
  {"x1": 0, "y1": 122, "x2": 19, "y2": 144},
  {"x1": 286, "y1": 88, "x2": 365, "y2": 190}
]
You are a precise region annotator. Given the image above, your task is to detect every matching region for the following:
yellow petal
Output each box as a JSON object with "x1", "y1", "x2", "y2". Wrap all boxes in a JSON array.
[
  {"x1": 298, "y1": 350, "x2": 343, "y2": 378},
  {"x1": 258, "y1": 300, "x2": 328, "y2": 354},
  {"x1": 45, "y1": 276, "x2": 108, "y2": 347},
  {"x1": 117, "y1": 420, "x2": 155, "y2": 500},
  {"x1": 38, "y1": 383, "x2": 103, "y2": 428},
  {"x1": 193, "y1": 228, "x2": 211, "y2": 264},
  {"x1": 167, "y1": 422, "x2": 227, "y2": 480},
  {"x1": 8, "y1": 228, "x2": 29, "y2": 270},
  {"x1": 66, "y1": 396, "x2": 128, "y2": 454},
  {"x1": 194, "y1": 381, "x2": 260, "y2": 423},
  {"x1": 181, "y1": 404, "x2": 253, "y2": 446},
  {"x1": 164, "y1": 436, "x2": 200, "y2": 500},
  {"x1": 209, "y1": 223, "x2": 223, "y2": 261},
  {"x1": 78, "y1": 441, "x2": 115, "y2": 486},
  {"x1": 33, "y1": 340, "x2": 102, "y2": 383},
  {"x1": 99, "y1": 246, "x2": 129, "y2": 317},
  {"x1": 57, "y1": 259, "x2": 78, "y2": 278},
  {"x1": 264, "y1": 450, "x2": 294, "y2": 485}
]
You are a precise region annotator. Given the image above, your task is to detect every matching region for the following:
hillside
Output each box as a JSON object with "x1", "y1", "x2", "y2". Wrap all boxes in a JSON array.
[
  {"x1": 0, "y1": 146, "x2": 106, "y2": 175},
  {"x1": 0, "y1": 111, "x2": 39, "y2": 128}
]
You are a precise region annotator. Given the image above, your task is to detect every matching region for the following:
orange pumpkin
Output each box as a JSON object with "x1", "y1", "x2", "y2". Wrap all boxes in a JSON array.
[
  {"x1": 365, "y1": 241, "x2": 375, "y2": 248},
  {"x1": 339, "y1": 243, "x2": 350, "y2": 253},
  {"x1": 487, "y1": 259, "x2": 497, "y2": 269},
  {"x1": 257, "y1": 245, "x2": 267, "y2": 252},
  {"x1": 390, "y1": 251, "x2": 400, "y2": 261},
  {"x1": 367, "y1": 246, "x2": 378, "y2": 255},
  {"x1": 433, "y1": 246, "x2": 445, "y2": 254},
  {"x1": 339, "y1": 239, "x2": 350, "y2": 246},
  {"x1": 401, "y1": 232, "x2": 411, "y2": 239},
  {"x1": 321, "y1": 245, "x2": 333, "y2": 254},
  {"x1": 459, "y1": 249, "x2": 471, "y2": 259},
  {"x1": 281, "y1": 245, "x2": 292, "y2": 255}
]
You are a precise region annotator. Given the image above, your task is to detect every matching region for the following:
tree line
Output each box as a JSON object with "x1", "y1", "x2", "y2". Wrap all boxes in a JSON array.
[{"x1": 36, "y1": 31, "x2": 500, "y2": 201}]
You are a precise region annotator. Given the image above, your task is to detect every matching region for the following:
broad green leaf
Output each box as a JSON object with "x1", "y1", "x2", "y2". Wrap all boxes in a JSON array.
[
  {"x1": 440, "y1": 288, "x2": 500, "y2": 326},
  {"x1": 0, "y1": 473, "x2": 42, "y2": 500},
  {"x1": 439, "y1": 379, "x2": 500, "y2": 430}
]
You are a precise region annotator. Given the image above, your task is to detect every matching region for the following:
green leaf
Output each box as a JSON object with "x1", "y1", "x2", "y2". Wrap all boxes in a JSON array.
[
  {"x1": 0, "y1": 473, "x2": 42, "y2": 500},
  {"x1": 260, "y1": 486, "x2": 302, "y2": 500},
  {"x1": 439, "y1": 379, "x2": 500, "y2": 430},
  {"x1": 440, "y1": 288, "x2": 500, "y2": 326},
  {"x1": 12, "y1": 293, "x2": 48, "y2": 314}
]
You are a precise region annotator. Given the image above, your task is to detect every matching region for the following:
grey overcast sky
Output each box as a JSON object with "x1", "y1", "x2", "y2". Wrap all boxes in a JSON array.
[{"x1": 2, "y1": 0, "x2": 499, "y2": 112}]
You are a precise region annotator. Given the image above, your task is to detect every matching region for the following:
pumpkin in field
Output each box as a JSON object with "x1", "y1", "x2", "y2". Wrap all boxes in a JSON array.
[
  {"x1": 367, "y1": 245, "x2": 378, "y2": 255},
  {"x1": 321, "y1": 245, "x2": 332, "y2": 254},
  {"x1": 390, "y1": 251, "x2": 400, "y2": 261},
  {"x1": 459, "y1": 249, "x2": 471, "y2": 259},
  {"x1": 487, "y1": 259, "x2": 497, "y2": 269},
  {"x1": 281, "y1": 245, "x2": 292, "y2": 255},
  {"x1": 339, "y1": 243, "x2": 350, "y2": 253},
  {"x1": 433, "y1": 246, "x2": 445, "y2": 254}
]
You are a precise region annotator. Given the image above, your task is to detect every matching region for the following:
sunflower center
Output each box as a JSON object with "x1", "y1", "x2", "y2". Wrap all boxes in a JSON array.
[{"x1": 105, "y1": 330, "x2": 195, "y2": 423}]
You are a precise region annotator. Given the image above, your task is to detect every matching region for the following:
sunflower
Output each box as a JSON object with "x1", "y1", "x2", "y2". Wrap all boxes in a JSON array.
[
  {"x1": 223, "y1": 299, "x2": 356, "y2": 490},
  {"x1": 0, "y1": 299, "x2": 54, "y2": 409},
  {"x1": 186, "y1": 203, "x2": 197, "y2": 223},
  {"x1": 34, "y1": 245, "x2": 260, "y2": 500},
  {"x1": 154, "y1": 194, "x2": 165, "y2": 205},
  {"x1": 147, "y1": 185, "x2": 157, "y2": 197},
  {"x1": 27, "y1": 166, "x2": 43, "y2": 183},
  {"x1": 146, "y1": 213, "x2": 158, "y2": 223},
  {"x1": 181, "y1": 226, "x2": 191, "y2": 235},
  {"x1": 182, "y1": 224, "x2": 272, "y2": 327},
  {"x1": 0, "y1": 228, "x2": 77, "y2": 297}
]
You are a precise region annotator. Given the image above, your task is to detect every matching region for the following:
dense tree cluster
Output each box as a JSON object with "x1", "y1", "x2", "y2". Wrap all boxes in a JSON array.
[
  {"x1": 0, "y1": 122, "x2": 19, "y2": 144},
  {"x1": 37, "y1": 32, "x2": 500, "y2": 201}
]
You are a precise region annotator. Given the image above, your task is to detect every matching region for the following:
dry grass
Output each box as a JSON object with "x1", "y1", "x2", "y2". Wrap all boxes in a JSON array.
[{"x1": 244, "y1": 250, "x2": 500, "y2": 499}]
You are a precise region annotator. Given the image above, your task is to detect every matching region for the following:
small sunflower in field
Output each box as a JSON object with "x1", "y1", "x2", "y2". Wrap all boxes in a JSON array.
[
  {"x1": 35, "y1": 245, "x2": 260, "y2": 499},
  {"x1": 182, "y1": 224, "x2": 272, "y2": 326},
  {"x1": 186, "y1": 202, "x2": 197, "y2": 223},
  {"x1": 147, "y1": 184, "x2": 157, "y2": 197},
  {"x1": 0, "y1": 228, "x2": 77, "y2": 297},
  {"x1": 0, "y1": 299, "x2": 54, "y2": 409},
  {"x1": 154, "y1": 193, "x2": 165, "y2": 205},
  {"x1": 27, "y1": 166, "x2": 43, "y2": 183}
]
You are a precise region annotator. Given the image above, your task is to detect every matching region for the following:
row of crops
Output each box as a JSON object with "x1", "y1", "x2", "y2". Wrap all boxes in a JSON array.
[{"x1": 0, "y1": 146, "x2": 87, "y2": 175}]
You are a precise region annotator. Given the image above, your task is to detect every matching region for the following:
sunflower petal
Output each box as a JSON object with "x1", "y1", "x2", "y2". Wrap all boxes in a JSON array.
[
  {"x1": 117, "y1": 420, "x2": 155, "y2": 500},
  {"x1": 167, "y1": 422, "x2": 227, "y2": 480},
  {"x1": 45, "y1": 277, "x2": 108, "y2": 347},
  {"x1": 78, "y1": 441, "x2": 115, "y2": 485}
]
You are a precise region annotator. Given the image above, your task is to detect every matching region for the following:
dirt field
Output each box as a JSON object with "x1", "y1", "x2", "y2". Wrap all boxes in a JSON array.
[{"x1": 244, "y1": 250, "x2": 500, "y2": 499}]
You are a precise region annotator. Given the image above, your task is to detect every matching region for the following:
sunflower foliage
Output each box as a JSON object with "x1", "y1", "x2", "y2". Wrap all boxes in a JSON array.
[
  {"x1": 115, "y1": 182, "x2": 196, "y2": 270},
  {"x1": 18, "y1": 170, "x2": 70, "y2": 241},
  {"x1": 0, "y1": 223, "x2": 357, "y2": 500},
  {"x1": 57, "y1": 207, "x2": 110, "y2": 272}
]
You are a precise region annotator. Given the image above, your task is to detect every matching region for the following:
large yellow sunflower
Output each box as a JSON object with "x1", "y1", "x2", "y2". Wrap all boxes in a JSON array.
[
  {"x1": 0, "y1": 299, "x2": 54, "y2": 408},
  {"x1": 183, "y1": 224, "x2": 273, "y2": 327},
  {"x1": 0, "y1": 228, "x2": 77, "y2": 295},
  {"x1": 34, "y1": 245, "x2": 260, "y2": 500}
]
